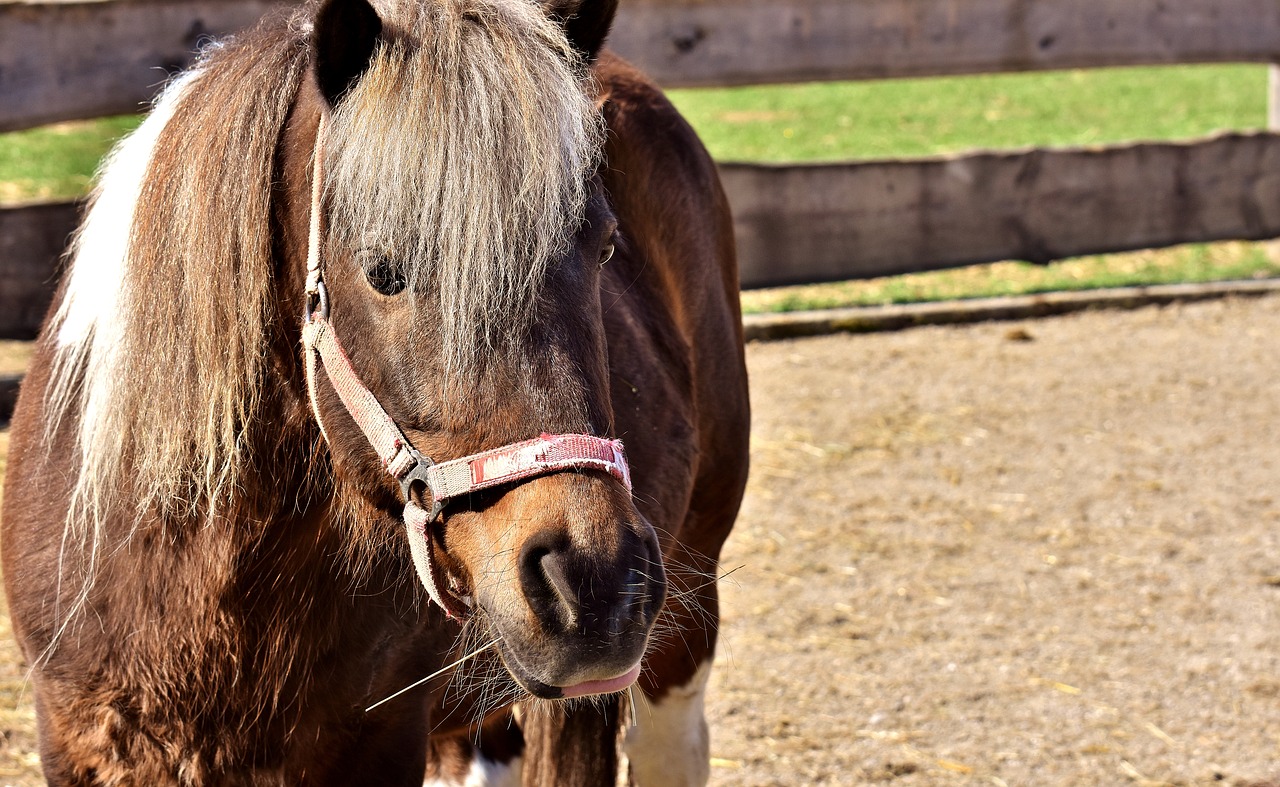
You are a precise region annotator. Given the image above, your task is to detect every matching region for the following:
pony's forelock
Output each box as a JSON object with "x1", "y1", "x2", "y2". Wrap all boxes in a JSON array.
[{"x1": 326, "y1": 0, "x2": 604, "y2": 373}]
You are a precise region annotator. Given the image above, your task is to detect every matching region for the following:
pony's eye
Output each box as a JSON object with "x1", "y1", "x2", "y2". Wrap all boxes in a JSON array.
[
  {"x1": 362, "y1": 255, "x2": 407, "y2": 296},
  {"x1": 599, "y1": 242, "x2": 615, "y2": 267}
]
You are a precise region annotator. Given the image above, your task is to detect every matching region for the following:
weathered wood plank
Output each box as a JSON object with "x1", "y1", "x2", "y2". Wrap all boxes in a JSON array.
[
  {"x1": 606, "y1": 0, "x2": 1280, "y2": 87},
  {"x1": 724, "y1": 131, "x2": 1280, "y2": 288},
  {"x1": 0, "y1": 200, "x2": 79, "y2": 339},
  {"x1": 3, "y1": 0, "x2": 1280, "y2": 131},
  {"x1": 4, "y1": 134, "x2": 1279, "y2": 331},
  {"x1": 0, "y1": 0, "x2": 293, "y2": 131},
  {"x1": 742, "y1": 279, "x2": 1280, "y2": 340}
]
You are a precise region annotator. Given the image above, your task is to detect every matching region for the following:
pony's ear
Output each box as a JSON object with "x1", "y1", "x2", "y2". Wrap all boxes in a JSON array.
[
  {"x1": 312, "y1": 0, "x2": 384, "y2": 107},
  {"x1": 549, "y1": 0, "x2": 618, "y2": 63}
]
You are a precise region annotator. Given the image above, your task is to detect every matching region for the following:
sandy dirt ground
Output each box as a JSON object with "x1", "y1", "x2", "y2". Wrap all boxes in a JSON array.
[
  {"x1": 709, "y1": 294, "x2": 1280, "y2": 786},
  {"x1": 2, "y1": 294, "x2": 1278, "y2": 785}
]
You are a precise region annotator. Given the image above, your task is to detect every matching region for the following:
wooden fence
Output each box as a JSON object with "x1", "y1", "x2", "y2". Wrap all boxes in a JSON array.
[{"x1": 2, "y1": 0, "x2": 1280, "y2": 340}]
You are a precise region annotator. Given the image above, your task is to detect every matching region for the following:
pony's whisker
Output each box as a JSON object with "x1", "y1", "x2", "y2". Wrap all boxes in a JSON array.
[
  {"x1": 670, "y1": 565, "x2": 744, "y2": 598},
  {"x1": 366, "y1": 638, "x2": 501, "y2": 712}
]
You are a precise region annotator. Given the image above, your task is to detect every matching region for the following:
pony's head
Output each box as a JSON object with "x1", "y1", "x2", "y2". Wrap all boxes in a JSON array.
[
  {"x1": 286, "y1": 0, "x2": 664, "y2": 698},
  {"x1": 50, "y1": 0, "x2": 658, "y2": 701}
]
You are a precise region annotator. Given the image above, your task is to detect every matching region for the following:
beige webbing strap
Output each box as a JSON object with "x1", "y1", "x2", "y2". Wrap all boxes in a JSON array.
[
  {"x1": 404, "y1": 501, "x2": 471, "y2": 619},
  {"x1": 305, "y1": 111, "x2": 327, "y2": 299}
]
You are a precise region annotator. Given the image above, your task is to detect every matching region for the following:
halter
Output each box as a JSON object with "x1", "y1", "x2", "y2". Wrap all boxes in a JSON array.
[{"x1": 300, "y1": 111, "x2": 632, "y2": 619}]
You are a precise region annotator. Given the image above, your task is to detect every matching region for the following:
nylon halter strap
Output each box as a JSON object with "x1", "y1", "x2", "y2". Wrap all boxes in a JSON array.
[{"x1": 299, "y1": 111, "x2": 633, "y2": 620}]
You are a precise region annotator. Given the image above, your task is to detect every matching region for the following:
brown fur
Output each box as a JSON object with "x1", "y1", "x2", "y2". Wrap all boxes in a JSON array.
[{"x1": 0, "y1": 0, "x2": 748, "y2": 784}]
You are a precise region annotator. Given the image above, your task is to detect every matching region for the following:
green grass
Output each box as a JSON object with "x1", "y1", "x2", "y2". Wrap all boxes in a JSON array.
[
  {"x1": 668, "y1": 64, "x2": 1268, "y2": 162},
  {"x1": 0, "y1": 64, "x2": 1275, "y2": 313},
  {"x1": 0, "y1": 115, "x2": 141, "y2": 202},
  {"x1": 740, "y1": 242, "x2": 1280, "y2": 314},
  {"x1": 667, "y1": 63, "x2": 1278, "y2": 312}
]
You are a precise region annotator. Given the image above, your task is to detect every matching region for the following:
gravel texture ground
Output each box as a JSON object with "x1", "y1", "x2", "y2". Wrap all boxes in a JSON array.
[{"x1": 709, "y1": 294, "x2": 1280, "y2": 786}]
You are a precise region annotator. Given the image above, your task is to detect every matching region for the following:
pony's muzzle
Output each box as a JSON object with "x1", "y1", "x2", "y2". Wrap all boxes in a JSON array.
[{"x1": 487, "y1": 508, "x2": 665, "y2": 698}]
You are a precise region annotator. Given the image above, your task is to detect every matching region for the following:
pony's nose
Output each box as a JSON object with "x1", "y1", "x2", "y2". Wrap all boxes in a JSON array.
[
  {"x1": 518, "y1": 536, "x2": 657, "y2": 640},
  {"x1": 610, "y1": 566, "x2": 651, "y2": 635}
]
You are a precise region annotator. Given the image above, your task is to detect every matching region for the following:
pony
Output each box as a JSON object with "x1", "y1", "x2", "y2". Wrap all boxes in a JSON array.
[{"x1": 0, "y1": 0, "x2": 750, "y2": 783}]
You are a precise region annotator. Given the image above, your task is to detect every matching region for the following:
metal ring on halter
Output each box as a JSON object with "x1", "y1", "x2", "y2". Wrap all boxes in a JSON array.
[
  {"x1": 399, "y1": 448, "x2": 444, "y2": 522},
  {"x1": 305, "y1": 280, "x2": 330, "y2": 323}
]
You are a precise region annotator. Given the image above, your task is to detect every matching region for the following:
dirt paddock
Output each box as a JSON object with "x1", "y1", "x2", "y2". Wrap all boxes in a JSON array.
[{"x1": 2, "y1": 294, "x2": 1279, "y2": 785}]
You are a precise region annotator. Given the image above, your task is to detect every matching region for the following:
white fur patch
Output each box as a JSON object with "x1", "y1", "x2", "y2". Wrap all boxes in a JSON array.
[
  {"x1": 424, "y1": 754, "x2": 522, "y2": 787},
  {"x1": 623, "y1": 662, "x2": 713, "y2": 787}
]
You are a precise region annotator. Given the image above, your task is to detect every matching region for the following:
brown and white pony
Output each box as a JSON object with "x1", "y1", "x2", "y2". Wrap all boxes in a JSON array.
[{"x1": 0, "y1": 0, "x2": 749, "y2": 783}]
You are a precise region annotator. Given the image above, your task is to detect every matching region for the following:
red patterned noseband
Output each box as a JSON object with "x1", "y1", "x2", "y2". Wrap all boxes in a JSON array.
[{"x1": 300, "y1": 112, "x2": 632, "y2": 619}]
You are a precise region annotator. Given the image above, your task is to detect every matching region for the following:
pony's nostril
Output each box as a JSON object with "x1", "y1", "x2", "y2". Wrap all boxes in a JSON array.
[
  {"x1": 538, "y1": 551, "x2": 578, "y2": 621},
  {"x1": 518, "y1": 539, "x2": 659, "y2": 641},
  {"x1": 518, "y1": 542, "x2": 577, "y2": 628}
]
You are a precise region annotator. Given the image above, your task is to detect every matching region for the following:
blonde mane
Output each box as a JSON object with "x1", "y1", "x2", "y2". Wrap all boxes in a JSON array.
[{"x1": 49, "y1": 17, "x2": 310, "y2": 544}]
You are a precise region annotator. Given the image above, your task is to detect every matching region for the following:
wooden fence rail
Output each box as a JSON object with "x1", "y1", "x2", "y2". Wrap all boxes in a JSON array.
[
  {"x1": 4, "y1": 0, "x2": 1280, "y2": 131},
  {"x1": 0, "y1": 202, "x2": 73, "y2": 339},
  {"x1": 1, "y1": 0, "x2": 1279, "y2": 339},
  {"x1": 1, "y1": 0, "x2": 287, "y2": 133},
  {"x1": 727, "y1": 132, "x2": 1280, "y2": 287},
  {"x1": 611, "y1": 0, "x2": 1280, "y2": 89}
]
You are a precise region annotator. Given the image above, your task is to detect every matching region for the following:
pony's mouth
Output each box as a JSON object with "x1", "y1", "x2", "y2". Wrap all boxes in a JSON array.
[
  {"x1": 494, "y1": 641, "x2": 641, "y2": 700},
  {"x1": 559, "y1": 664, "x2": 642, "y2": 698}
]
